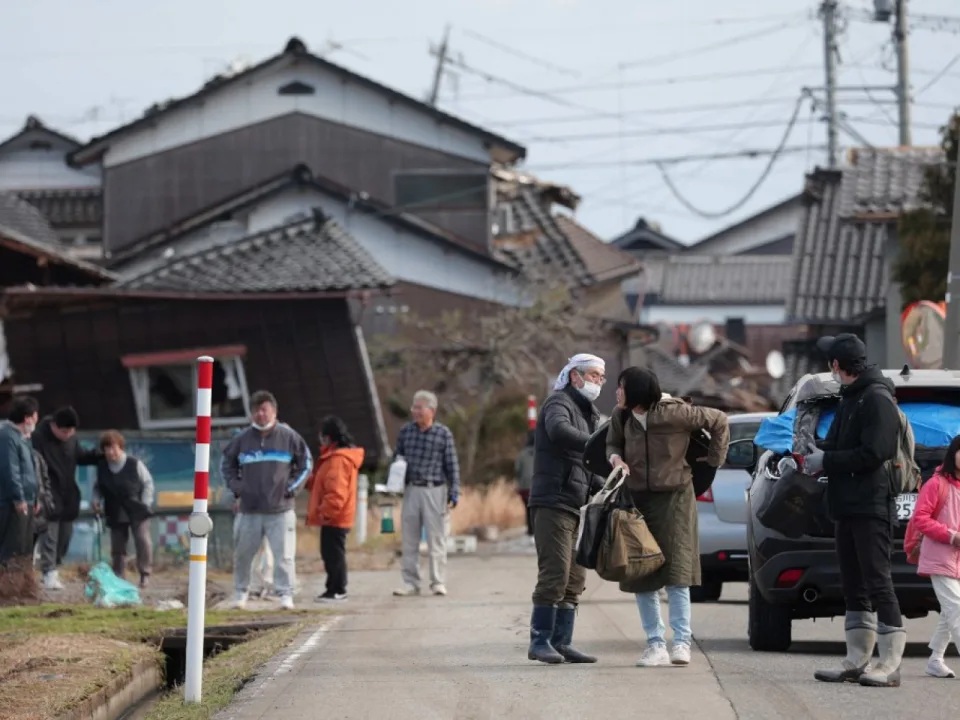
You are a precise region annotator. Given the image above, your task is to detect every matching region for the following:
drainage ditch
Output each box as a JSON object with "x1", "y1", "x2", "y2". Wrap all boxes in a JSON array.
[{"x1": 155, "y1": 620, "x2": 293, "y2": 687}]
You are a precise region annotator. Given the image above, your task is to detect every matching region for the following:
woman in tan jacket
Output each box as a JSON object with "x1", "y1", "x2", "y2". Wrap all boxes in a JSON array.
[{"x1": 607, "y1": 367, "x2": 729, "y2": 668}]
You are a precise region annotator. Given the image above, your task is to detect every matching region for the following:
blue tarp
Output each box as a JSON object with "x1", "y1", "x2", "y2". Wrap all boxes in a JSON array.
[{"x1": 754, "y1": 402, "x2": 960, "y2": 454}]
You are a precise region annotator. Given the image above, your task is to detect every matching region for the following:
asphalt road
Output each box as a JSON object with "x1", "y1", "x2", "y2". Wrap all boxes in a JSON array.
[{"x1": 219, "y1": 542, "x2": 960, "y2": 720}]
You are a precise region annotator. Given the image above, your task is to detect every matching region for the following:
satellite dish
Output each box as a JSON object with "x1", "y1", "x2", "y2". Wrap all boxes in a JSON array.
[
  {"x1": 765, "y1": 350, "x2": 786, "y2": 379},
  {"x1": 687, "y1": 321, "x2": 717, "y2": 355},
  {"x1": 901, "y1": 301, "x2": 945, "y2": 369}
]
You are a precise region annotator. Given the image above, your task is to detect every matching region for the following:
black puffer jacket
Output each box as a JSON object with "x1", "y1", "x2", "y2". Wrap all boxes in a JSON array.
[
  {"x1": 528, "y1": 385, "x2": 602, "y2": 517},
  {"x1": 821, "y1": 367, "x2": 901, "y2": 520}
]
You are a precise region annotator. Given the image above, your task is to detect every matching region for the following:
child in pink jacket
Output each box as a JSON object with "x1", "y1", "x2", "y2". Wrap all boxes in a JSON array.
[{"x1": 913, "y1": 436, "x2": 960, "y2": 679}]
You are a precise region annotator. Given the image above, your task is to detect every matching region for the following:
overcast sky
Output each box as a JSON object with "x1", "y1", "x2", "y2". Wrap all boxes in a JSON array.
[{"x1": 2, "y1": 0, "x2": 958, "y2": 244}]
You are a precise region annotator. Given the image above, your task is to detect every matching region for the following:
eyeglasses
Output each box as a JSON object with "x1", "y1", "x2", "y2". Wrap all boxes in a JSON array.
[{"x1": 582, "y1": 370, "x2": 606, "y2": 385}]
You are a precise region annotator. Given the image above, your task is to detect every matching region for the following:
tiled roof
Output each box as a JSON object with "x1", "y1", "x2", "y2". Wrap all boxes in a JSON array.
[
  {"x1": 611, "y1": 217, "x2": 686, "y2": 253},
  {"x1": 839, "y1": 147, "x2": 943, "y2": 217},
  {"x1": 117, "y1": 211, "x2": 394, "y2": 294},
  {"x1": 788, "y1": 147, "x2": 942, "y2": 324},
  {"x1": 17, "y1": 188, "x2": 102, "y2": 227},
  {"x1": 554, "y1": 215, "x2": 642, "y2": 284},
  {"x1": 642, "y1": 254, "x2": 793, "y2": 305},
  {"x1": 0, "y1": 192, "x2": 60, "y2": 245},
  {"x1": 493, "y1": 188, "x2": 640, "y2": 286}
]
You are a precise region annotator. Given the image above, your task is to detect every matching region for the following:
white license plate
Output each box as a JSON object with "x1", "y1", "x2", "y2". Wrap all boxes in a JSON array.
[{"x1": 896, "y1": 493, "x2": 918, "y2": 521}]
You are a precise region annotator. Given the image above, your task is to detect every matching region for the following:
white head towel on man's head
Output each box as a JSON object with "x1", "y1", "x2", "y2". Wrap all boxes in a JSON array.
[{"x1": 553, "y1": 353, "x2": 605, "y2": 390}]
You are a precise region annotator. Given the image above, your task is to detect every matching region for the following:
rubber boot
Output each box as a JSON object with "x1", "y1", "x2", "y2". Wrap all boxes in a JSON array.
[
  {"x1": 859, "y1": 625, "x2": 907, "y2": 687},
  {"x1": 814, "y1": 611, "x2": 877, "y2": 683},
  {"x1": 528, "y1": 605, "x2": 564, "y2": 664},
  {"x1": 551, "y1": 604, "x2": 598, "y2": 663}
]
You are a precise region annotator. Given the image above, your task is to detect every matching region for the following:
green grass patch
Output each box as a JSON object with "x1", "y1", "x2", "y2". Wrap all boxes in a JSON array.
[
  {"x1": 145, "y1": 624, "x2": 303, "y2": 720},
  {"x1": 0, "y1": 604, "x2": 328, "y2": 642}
]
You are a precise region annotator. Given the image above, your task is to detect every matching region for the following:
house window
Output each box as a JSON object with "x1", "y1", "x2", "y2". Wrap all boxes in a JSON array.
[
  {"x1": 122, "y1": 346, "x2": 250, "y2": 430},
  {"x1": 278, "y1": 80, "x2": 315, "y2": 95},
  {"x1": 394, "y1": 171, "x2": 488, "y2": 211}
]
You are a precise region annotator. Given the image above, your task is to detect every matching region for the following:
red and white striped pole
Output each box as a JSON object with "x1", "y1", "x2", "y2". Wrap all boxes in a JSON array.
[
  {"x1": 527, "y1": 395, "x2": 537, "y2": 430},
  {"x1": 184, "y1": 357, "x2": 214, "y2": 704}
]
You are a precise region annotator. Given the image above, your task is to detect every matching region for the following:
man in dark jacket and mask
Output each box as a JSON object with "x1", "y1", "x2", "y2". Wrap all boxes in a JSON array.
[
  {"x1": 804, "y1": 334, "x2": 906, "y2": 688},
  {"x1": 32, "y1": 406, "x2": 100, "y2": 590},
  {"x1": 527, "y1": 353, "x2": 605, "y2": 665}
]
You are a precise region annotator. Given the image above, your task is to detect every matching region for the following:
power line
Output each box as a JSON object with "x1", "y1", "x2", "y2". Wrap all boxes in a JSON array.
[
  {"x1": 526, "y1": 117, "x2": 821, "y2": 143},
  {"x1": 527, "y1": 145, "x2": 825, "y2": 171},
  {"x1": 616, "y1": 19, "x2": 807, "y2": 71},
  {"x1": 652, "y1": 95, "x2": 809, "y2": 219},
  {"x1": 453, "y1": 65, "x2": 825, "y2": 101},
  {"x1": 460, "y1": 29, "x2": 580, "y2": 78},
  {"x1": 916, "y1": 53, "x2": 960, "y2": 97},
  {"x1": 489, "y1": 96, "x2": 802, "y2": 127}
]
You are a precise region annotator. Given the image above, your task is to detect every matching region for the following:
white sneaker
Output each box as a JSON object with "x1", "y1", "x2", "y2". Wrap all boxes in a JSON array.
[
  {"x1": 926, "y1": 657, "x2": 956, "y2": 678},
  {"x1": 431, "y1": 584, "x2": 448, "y2": 596},
  {"x1": 232, "y1": 592, "x2": 249, "y2": 610},
  {"x1": 280, "y1": 595, "x2": 295, "y2": 610},
  {"x1": 42, "y1": 571, "x2": 64, "y2": 591},
  {"x1": 670, "y1": 643, "x2": 692, "y2": 666},
  {"x1": 637, "y1": 642, "x2": 671, "y2": 667},
  {"x1": 393, "y1": 584, "x2": 420, "y2": 597}
]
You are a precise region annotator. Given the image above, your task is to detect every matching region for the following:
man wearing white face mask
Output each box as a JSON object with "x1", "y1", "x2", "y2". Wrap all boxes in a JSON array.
[
  {"x1": 526, "y1": 353, "x2": 606, "y2": 665},
  {"x1": 221, "y1": 390, "x2": 312, "y2": 610}
]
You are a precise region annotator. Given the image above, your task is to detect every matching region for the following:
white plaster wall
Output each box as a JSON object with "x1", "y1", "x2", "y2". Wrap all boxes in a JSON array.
[
  {"x1": 0, "y1": 149, "x2": 101, "y2": 190},
  {"x1": 103, "y1": 60, "x2": 494, "y2": 167},
  {"x1": 641, "y1": 304, "x2": 787, "y2": 325},
  {"x1": 692, "y1": 200, "x2": 802, "y2": 255}
]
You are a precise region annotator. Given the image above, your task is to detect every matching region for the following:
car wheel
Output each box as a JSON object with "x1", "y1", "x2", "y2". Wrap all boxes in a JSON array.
[
  {"x1": 690, "y1": 580, "x2": 722, "y2": 603},
  {"x1": 748, "y1": 576, "x2": 792, "y2": 651}
]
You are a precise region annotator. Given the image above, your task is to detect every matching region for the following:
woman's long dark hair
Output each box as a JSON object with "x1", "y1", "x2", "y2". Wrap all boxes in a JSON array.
[
  {"x1": 320, "y1": 415, "x2": 356, "y2": 448},
  {"x1": 942, "y1": 435, "x2": 960, "y2": 478},
  {"x1": 618, "y1": 367, "x2": 663, "y2": 413}
]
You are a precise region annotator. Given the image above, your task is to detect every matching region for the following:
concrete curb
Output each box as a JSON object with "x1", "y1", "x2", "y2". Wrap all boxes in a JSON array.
[{"x1": 58, "y1": 659, "x2": 163, "y2": 720}]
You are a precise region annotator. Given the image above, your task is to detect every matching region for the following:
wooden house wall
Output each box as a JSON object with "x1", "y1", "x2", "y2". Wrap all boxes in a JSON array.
[
  {"x1": 103, "y1": 113, "x2": 489, "y2": 256},
  {"x1": 3, "y1": 296, "x2": 383, "y2": 465}
]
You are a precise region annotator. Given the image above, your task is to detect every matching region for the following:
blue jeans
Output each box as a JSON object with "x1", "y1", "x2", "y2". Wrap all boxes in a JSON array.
[{"x1": 636, "y1": 586, "x2": 692, "y2": 646}]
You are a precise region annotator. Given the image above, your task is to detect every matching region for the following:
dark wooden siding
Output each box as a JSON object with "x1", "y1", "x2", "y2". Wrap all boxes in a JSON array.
[
  {"x1": 104, "y1": 113, "x2": 490, "y2": 256},
  {"x1": 3, "y1": 296, "x2": 382, "y2": 465}
]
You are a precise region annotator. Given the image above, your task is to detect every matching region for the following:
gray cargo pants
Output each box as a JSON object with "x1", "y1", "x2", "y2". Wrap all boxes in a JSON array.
[
  {"x1": 401, "y1": 484, "x2": 448, "y2": 590},
  {"x1": 233, "y1": 510, "x2": 296, "y2": 597}
]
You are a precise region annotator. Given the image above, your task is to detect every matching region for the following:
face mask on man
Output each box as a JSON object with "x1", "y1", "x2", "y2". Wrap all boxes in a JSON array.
[
  {"x1": 252, "y1": 420, "x2": 276, "y2": 432},
  {"x1": 23, "y1": 420, "x2": 36, "y2": 436},
  {"x1": 577, "y1": 381, "x2": 602, "y2": 403}
]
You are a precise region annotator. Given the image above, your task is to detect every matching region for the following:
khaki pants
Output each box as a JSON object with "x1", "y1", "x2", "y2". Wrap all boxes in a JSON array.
[
  {"x1": 400, "y1": 484, "x2": 448, "y2": 589},
  {"x1": 531, "y1": 507, "x2": 586, "y2": 607}
]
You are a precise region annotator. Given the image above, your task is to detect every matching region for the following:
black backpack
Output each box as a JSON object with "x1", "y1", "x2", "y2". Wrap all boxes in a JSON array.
[{"x1": 583, "y1": 415, "x2": 717, "y2": 498}]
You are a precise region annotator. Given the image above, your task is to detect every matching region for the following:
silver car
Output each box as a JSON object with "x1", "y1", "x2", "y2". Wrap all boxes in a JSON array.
[{"x1": 692, "y1": 411, "x2": 775, "y2": 602}]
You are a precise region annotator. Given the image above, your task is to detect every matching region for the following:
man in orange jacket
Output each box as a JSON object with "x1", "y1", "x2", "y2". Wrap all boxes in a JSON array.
[{"x1": 306, "y1": 416, "x2": 365, "y2": 602}]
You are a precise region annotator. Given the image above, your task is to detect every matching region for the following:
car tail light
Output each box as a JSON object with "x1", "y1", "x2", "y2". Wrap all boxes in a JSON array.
[
  {"x1": 775, "y1": 568, "x2": 804, "y2": 588},
  {"x1": 717, "y1": 551, "x2": 728, "y2": 562},
  {"x1": 696, "y1": 488, "x2": 714, "y2": 503}
]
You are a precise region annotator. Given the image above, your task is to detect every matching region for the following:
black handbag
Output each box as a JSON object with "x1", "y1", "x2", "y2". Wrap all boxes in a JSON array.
[{"x1": 574, "y1": 468, "x2": 624, "y2": 570}]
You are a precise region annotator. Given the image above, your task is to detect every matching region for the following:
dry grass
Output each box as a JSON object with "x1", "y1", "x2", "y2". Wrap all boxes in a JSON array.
[
  {"x1": 450, "y1": 479, "x2": 527, "y2": 535},
  {"x1": 146, "y1": 623, "x2": 302, "y2": 720},
  {"x1": 0, "y1": 634, "x2": 158, "y2": 720},
  {"x1": 0, "y1": 557, "x2": 39, "y2": 607}
]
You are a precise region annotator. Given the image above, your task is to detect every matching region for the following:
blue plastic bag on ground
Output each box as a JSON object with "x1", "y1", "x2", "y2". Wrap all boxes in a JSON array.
[
  {"x1": 755, "y1": 402, "x2": 960, "y2": 454},
  {"x1": 84, "y1": 562, "x2": 142, "y2": 608}
]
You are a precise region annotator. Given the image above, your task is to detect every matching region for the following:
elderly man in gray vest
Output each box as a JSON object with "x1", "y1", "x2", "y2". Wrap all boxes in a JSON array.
[
  {"x1": 527, "y1": 353, "x2": 606, "y2": 664},
  {"x1": 393, "y1": 390, "x2": 461, "y2": 598}
]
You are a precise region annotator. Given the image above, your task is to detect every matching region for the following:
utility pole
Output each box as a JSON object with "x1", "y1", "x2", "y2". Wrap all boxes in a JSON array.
[
  {"x1": 894, "y1": 0, "x2": 912, "y2": 146},
  {"x1": 428, "y1": 25, "x2": 451, "y2": 107},
  {"x1": 821, "y1": 0, "x2": 840, "y2": 168},
  {"x1": 941, "y1": 156, "x2": 960, "y2": 369}
]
